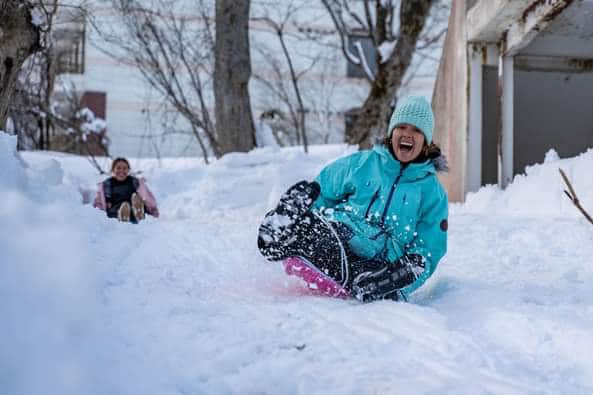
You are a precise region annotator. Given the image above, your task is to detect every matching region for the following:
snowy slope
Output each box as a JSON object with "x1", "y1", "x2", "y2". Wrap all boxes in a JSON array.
[{"x1": 2, "y1": 132, "x2": 593, "y2": 394}]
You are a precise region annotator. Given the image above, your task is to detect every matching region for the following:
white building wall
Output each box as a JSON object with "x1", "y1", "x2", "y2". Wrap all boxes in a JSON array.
[{"x1": 58, "y1": 0, "x2": 444, "y2": 158}]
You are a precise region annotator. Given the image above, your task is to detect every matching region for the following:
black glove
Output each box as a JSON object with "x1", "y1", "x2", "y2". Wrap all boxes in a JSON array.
[{"x1": 351, "y1": 254, "x2": 426, "y2": 303}]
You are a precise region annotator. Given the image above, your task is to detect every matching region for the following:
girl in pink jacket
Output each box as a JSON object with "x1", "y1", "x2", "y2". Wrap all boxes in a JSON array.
[{"x1": 93, "y1": 158, "x2": 159, "y2": 222}]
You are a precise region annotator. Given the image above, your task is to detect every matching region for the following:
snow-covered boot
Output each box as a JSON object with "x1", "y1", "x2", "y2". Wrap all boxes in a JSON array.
[
  {"x1": 273, "y1": 180, "x2": 320, "y2": 219},
  {"x1": 131, "y1": 193, "x2": 145, "y2": 221},
  {"x1": 258, "y1": 181, "x2": 320, "y2": 258},
  {"x1": 118, "y1": 202, "x2": 131, "y2": 222}
]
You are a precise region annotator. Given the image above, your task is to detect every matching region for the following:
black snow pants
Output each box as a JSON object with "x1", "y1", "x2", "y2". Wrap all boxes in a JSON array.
[{"x1": 257, "y1": 181, "x2": 387, "y2": 291}]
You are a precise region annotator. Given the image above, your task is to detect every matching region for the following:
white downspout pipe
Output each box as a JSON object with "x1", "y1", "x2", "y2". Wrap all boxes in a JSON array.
[
  {"x1": 467, "y1": 44, "x2": 483, "y2": 193},
  {"x1": 498, "y1": 55, "x2": 514, "y2": 188}
]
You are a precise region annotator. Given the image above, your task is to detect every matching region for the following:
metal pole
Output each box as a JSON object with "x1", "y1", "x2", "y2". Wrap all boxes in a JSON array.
[
  {"x1": 467, "y1": 44, "x2": 483, "y2": 193},
  {"x1": 499, "y1": 55, "x2": 514, "y2": 188}
]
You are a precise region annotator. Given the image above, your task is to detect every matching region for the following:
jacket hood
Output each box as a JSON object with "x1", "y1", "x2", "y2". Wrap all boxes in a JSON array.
[{"x1": 431, "y1": 154, "x2": 449, "y2": 172}]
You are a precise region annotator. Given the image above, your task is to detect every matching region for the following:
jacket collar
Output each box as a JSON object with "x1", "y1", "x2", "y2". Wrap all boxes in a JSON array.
[{"x1": 373, "y1": 145, "x2": 438, "y2": 181}]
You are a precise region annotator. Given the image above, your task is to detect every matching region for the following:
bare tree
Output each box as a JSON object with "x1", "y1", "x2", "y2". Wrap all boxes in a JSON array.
[
  {"x1": 251, "y1": 0, "x2": 348, "y2": 149},
  {"x1": 7, "y1": 2, "x2": 59, "y2": 151},
  {"x1": 6, "y1": 1, "x2": 105, "y2": 162},
  {"x1": 95, "y1": 0, "x2": 257, "y2": 159},
  {"x1": 322, "y1": 0, "x2": 448, "y2": 147},
  {"x1": 94, "y1": 0, "x2": 219, "y2": 162},
  {"x1": 9, "y1": 60, "x2": 55, "y2": 151},
  {"x1": 251, "y1": 0, "x2": 321, "y2": 153},
  {"x1": 214, "y1": 0, "x2": 257, "y2": 154},
  {"x1": 253, "y1": 44, "x2": 342, "y2": 147},
  {"x1": 302, "y1": 59, "x2": 342, "y2": 144},
  {"x1": 0, "y1": 0, "x2": 42, "y2": 130}
]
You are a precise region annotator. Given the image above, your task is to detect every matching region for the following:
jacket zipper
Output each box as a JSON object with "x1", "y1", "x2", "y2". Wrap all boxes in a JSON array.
[
  {"x1": 380, "y1": 166, "x2": 405, "y2": 225},
  {"x1": 364, "y1": 189, "x2": 380, "y2": 219}
]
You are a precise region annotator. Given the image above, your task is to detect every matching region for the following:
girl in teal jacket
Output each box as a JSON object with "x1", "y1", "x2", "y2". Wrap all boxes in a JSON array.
[{"x1": 258, "y1": 96, "x2": 448, "y2": 302}]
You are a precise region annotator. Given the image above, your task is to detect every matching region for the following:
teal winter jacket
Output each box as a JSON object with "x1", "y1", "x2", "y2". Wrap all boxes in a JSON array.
[{"x1": 312, "y1": 145, "x2": 448, "y2": 296}]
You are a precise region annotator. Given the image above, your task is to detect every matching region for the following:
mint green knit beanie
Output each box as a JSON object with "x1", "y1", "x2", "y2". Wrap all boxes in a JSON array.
[{"x1": 387, "y1": 95, "x2": 434, "y2": 144}]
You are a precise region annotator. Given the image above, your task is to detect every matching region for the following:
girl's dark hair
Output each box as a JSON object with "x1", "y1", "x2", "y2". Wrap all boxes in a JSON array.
[{"x1": 111, "y1": 157, "x2": 130, "y2": 171}]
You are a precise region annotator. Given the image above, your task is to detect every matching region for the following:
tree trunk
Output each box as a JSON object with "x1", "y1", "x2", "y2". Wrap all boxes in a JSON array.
[
  {"x1": 214, "y1": 0, "x2": 256, "y2": 154},
  {"x1": 346, "y1": 0, "x2": 434, "y2": 148},
  {"x1": 0, "y1": 1, "x2": 41, "y2": 130}
]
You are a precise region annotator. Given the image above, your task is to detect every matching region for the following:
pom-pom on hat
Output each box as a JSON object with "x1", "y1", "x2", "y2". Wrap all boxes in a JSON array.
[{"x1": 387, "y1": 95, "x2": 434, "y2": 144}]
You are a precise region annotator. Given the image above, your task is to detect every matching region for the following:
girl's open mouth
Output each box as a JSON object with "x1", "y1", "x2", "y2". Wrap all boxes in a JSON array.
[{"x1": 399, "y1": 140, "x2": 413, "y2": 152}]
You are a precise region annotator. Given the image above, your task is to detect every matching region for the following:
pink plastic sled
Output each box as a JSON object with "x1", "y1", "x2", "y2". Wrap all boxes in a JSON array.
[{"x1": 283, "y1": 257, "x2": 350, "y2": 299}]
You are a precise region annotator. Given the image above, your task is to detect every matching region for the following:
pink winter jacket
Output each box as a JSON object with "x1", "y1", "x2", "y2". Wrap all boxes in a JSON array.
[{"x1": 93, "y1": 177, "x2": 159, "y2": 217}]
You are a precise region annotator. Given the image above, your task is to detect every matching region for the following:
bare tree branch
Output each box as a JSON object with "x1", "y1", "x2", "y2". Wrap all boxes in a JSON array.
[
  {"x1": 559, "y1": 168, "x2": 593, "y2": 226},
  {"x1": 320, "y1": 0, "x2": 448, "y2": 146},
  {"x1": 320, "y1": 0, "x2": 362, "y2": 67},
  {"x1": 363, "y1": 1, "x2": 376, "y2": 45},
  {"x1": 252, "y1": 46, "x2": 300, "y2": 145},
  {"x1": 252, "y1": 13, "x2": 310, "y2": 152},
  {"x1": 92, "y1": 0, "x2": 220, "y2": 160}
]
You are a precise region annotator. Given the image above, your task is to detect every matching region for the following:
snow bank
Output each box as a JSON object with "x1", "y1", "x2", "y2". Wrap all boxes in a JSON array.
[
  {"x1": 3, "y1": 135, "x2": 593, "y2": 394},
  {"x1": 0, "y1": 132, "x2": 153, "y2": 395},
  {"x1": 460, "y1": 148, "x2": 593, "y2": 219},
  {"x1": 0, "y1": 133, "x2": 27, "y2": 191}
]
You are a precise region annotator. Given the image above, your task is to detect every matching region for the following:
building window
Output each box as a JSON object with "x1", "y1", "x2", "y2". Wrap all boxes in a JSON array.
[
  {"x1": 81, "y1": 91, "x2": 107, "y2": 120},
  {"x1": 54, "y1": 19, "x2": 86, "y2": 74},
  {"x1": 346, "y1": 33, "x2": 377, "y2": 79}
]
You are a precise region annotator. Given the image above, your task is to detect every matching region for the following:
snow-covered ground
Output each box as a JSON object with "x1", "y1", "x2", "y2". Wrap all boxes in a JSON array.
[{"x1": 2, "y1": 131, "x2": 593, "y2": 394}]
